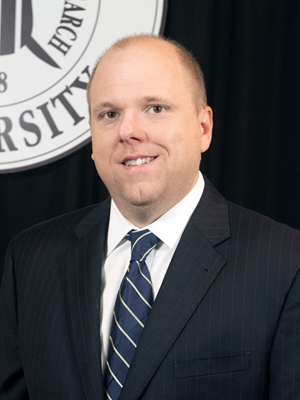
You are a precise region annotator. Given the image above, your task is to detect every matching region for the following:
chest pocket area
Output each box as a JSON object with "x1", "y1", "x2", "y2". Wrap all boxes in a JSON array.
[{"x1": 173, "y1": 352, "x2": 252, "y2": 378}]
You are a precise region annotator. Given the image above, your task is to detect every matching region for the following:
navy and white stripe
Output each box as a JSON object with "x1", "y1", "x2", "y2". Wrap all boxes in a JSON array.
[{"x1": 105, "y1": 229, "x2": 158, "y2": 400}]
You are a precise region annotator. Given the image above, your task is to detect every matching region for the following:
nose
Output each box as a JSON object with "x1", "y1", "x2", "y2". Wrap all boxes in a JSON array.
[{"x1": 118, "y1": 112, "x2": 146, "y2": 143}]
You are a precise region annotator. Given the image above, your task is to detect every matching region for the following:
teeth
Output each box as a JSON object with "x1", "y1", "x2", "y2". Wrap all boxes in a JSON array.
[{"x1": 124, "y1": 157, "x2": 154, "y2": 166}]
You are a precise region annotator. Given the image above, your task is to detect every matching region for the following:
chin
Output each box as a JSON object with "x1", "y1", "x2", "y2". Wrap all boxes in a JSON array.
[
  {"x1": 121, "y1": 189, "x2": 160, "y2": 208},
  {"x1": 126, "y1": 196, "x2": 157, "y2": 208}
]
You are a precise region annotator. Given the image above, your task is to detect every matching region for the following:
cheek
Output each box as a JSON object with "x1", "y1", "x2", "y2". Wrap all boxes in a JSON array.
[
  {"x1": 91, "y1": 131, "x2": 113, "y2": 159},
  {"x1": 174, "y1": 132, "x2": 202, "y2": 167},
  {"x1": 91, "y1": 139, "x2": 111, "y2": 178}
]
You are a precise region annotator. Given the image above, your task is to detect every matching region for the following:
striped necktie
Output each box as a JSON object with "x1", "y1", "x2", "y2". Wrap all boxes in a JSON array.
[{"x1": 104, "y1": 229, "x2": 159, "y2": 400}]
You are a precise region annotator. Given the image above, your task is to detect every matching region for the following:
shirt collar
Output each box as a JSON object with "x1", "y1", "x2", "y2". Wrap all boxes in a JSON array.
[{"x1": 106, "y1": 172, "x2": 205, "y2": 256}]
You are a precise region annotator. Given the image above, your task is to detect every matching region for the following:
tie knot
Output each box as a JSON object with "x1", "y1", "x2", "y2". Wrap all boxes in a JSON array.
[{"x1": 127, "y1": 229, "x2": 158, "y2": 262}]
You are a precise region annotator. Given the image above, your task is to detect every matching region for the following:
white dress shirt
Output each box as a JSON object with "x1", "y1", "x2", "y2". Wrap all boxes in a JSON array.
[{"x1": 100, "y1": 172, "x2": 205, "y2": 371}]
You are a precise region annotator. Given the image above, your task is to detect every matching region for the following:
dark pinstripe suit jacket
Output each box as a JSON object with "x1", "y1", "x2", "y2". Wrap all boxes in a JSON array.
[{"x1": 1, "y1": 178, "x2": 300, "y2": 400}]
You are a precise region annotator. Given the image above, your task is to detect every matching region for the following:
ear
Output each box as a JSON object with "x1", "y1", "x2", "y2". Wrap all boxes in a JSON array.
[
  {"x1": 198, "y1": 106, "x2": 213, "y2": 153},
  {"x1": 89, "y1": 121, "x2": 95, "y2": 160}
]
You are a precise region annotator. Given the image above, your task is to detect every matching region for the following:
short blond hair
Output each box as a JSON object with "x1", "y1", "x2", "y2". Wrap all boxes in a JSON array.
[{"x1": 87, "y1": 34, "x2": 207, "y2": 112}]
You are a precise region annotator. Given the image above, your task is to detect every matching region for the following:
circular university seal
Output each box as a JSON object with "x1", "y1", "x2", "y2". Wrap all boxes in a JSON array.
[{"x1": 0, "y1": 0, "x2": 168, "y2": 173}]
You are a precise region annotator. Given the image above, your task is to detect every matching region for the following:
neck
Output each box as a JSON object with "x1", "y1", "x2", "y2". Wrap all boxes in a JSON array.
[{"x1": 116, "y1": 201, "x2": 171, "y2": 228}]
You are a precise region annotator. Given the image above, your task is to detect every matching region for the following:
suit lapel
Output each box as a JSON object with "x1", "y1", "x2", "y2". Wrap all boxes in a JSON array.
[
  {"x1": 64, "y1": 199, "x2": 110, "y2": 400},
  {"x1": 120, "y1": 178, "x2": 231, "y2": 400}
]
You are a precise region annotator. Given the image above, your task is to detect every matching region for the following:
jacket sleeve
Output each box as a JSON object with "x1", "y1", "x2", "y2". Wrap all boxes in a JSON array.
[
  {"x1": 0, "y1": 242, "x2": 29, "y2": 400},
  {"x1": 269, "y1": 268, "x2": 300, "y2": 399}
]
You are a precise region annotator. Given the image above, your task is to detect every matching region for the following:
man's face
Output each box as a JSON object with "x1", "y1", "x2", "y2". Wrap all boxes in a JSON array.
[{"x1": 89, "y1": 41, "x2": 212, "y2": 221}]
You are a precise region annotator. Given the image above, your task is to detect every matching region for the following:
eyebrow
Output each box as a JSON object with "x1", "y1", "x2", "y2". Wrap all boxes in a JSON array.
[
  {"x1": 92, "y1": 102, "x2": 117, "y2": 117},
  {"x1": 142, "y1": 96, "x2": 171, "y2": 104}
]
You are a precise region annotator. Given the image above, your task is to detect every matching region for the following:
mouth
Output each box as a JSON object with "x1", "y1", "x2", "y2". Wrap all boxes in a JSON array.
[{"x1": 122, "y1": 157, "x2": 156, "y2": 167}]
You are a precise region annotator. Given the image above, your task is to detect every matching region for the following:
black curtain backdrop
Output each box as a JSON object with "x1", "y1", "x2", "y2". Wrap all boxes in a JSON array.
[{"x1": 1, "y1": 0, "x2": 300, "y2": 281}]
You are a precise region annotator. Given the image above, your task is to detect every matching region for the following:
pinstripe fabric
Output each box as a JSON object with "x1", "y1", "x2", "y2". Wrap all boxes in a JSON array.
[
  {"x1": 105, "y1": 230, "x2": 158, "y2": 400},
  {"x1": 1, "y1": 178, "x2": 300, "y2": 400},
  {"x1": 0, "y1": 203, "x2": 108, "y2": 400}
]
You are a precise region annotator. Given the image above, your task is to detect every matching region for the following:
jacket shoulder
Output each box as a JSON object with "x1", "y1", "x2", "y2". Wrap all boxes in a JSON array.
[
  {"x1": 228, "y1": 199, "x2": 300, "y2": 236},
  {"x1": 9, "y1": 198, "x2": 110, "y2": 254}
]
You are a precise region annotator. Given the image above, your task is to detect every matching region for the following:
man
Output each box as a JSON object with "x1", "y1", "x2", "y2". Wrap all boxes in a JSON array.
[{"x1": 0, "y1": 35, "x2": 299, "y2": 400}]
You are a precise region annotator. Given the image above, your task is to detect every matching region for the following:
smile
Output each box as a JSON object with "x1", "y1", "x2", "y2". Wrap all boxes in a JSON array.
[{"x1": 123, "y1": 157, "x2": 155, "y2": 166}]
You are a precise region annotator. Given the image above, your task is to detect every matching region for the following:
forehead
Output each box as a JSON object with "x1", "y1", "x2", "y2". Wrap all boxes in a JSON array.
[{"x1": 90, "y1": 42, "x2": 194, "y2": 103}]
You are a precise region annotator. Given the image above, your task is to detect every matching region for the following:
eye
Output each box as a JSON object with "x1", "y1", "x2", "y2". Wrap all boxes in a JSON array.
[
  {"x1": 102, "y1": 111, "x2": 117, "y2": 119},
  {"x1": 149, "y1": 105, "x2": 164, "y2": 114}
]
